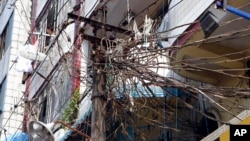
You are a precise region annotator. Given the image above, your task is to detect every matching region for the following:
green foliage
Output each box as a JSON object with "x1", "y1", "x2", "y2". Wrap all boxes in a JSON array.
[{"x1": 62, "y1": 88, "x2": 81, "y2": 124}]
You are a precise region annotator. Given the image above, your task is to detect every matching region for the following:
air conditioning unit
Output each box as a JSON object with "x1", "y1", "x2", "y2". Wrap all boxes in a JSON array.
[{"x1": 200, "y1": 6, "x2": 227, "y2": 38}]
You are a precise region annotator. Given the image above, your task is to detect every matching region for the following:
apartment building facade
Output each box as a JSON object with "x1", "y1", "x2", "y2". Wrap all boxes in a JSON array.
[
  {"x1": 0, "y1": 0, "x2": 31, "y2": 140},
  {"x1": 1, "y1": 0, "x2": 249, "y2": 140}
]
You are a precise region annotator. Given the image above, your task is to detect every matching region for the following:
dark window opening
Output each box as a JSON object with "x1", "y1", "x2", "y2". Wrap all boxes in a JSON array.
[
  {"x1": 0, "y1": 23, "x2": 8, "y2": 60},
  {"x1": 196, "y1": 113, "x2": 219, "y2": 141},
  {"x1": 36, "y1": 0, "x2": 57, "y2": 53},
  {"x1": 0, "y1": 77, "x2": 6, "y2": 116},
  {"x1": 39, "y1": 96, "x2": 48, "y2": 123},
  {"x1": 46, "y1": 1, "x2": 56, "y2": 35},
  {"x1": 45, "y1": 1, "x2": 57, "y2": 47}
]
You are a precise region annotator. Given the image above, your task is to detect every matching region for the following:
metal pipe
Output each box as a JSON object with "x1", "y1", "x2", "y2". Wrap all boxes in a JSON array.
[
  {"x1": 29, "y1": 32, "x2": 55, "y2": 37},
  {"x1": 226, "y1": 5, "x2": 250, "y2": 20},
  {"x1": 216, "y1": 1, "x2": 250, "y2": 20}
]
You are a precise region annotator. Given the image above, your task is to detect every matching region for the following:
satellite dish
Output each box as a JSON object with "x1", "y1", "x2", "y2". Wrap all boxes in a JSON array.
[
  {"x1": 28, "y1": 121, "x2": 55, "y2": 141},
  {"x1": 18, "y1": 44, "x2": 48, "y2": 61}
]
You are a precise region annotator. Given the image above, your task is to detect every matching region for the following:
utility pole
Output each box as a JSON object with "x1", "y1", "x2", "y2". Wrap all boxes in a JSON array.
[
  {"x1": 91, "y1": 7, "x2": 107, "y2": 141},
  {"x1": 67, "y1": 6, "x2": 130, "y2": 141}
]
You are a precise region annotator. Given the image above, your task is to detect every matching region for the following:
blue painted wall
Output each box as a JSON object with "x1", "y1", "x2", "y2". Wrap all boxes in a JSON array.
[{"x1": 0, "y1": 10, "x2": 14, "y2": 128}]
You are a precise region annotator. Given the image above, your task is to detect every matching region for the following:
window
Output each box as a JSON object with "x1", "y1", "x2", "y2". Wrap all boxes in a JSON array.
[
  {"x1": 38, "y1": 94, "x2": 48, "y2": 123},
  {"x1": 46, "y1": 1, "x2": 56, "y2": 35},
  {"x1": 37, "y1": 85, "x2": 59, "y2": 123},
  {"x1": 47, "y1": 86, "x2": 58, "y2": 121},
  {"x1": 0, "y1": 23, "x2": 8, "y2": 60},
  {"x1": 37, "y1": 0, "x2": 57, "y2": 53}
]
